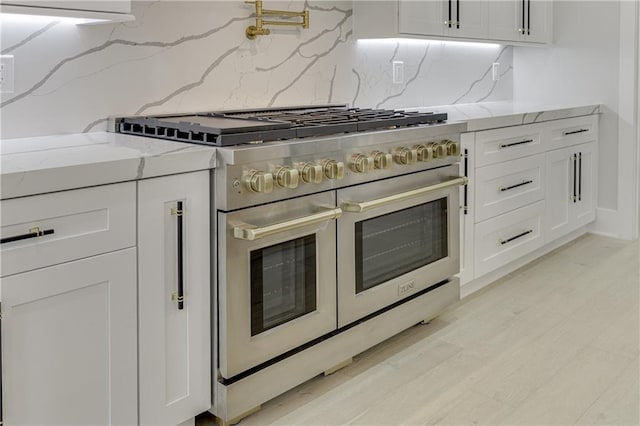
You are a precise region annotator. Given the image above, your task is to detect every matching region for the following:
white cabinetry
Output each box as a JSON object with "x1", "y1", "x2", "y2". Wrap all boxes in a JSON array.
[
  {"x1": 137, "y1": 171, "x2": 211, "y2": 425},
  {"x1": 461, "y1": 114, "x2": 598, "y2": 290},
  {"x1": 1, "y1": 0, "x2": 134, "y2": 23},
  {"x1": 354, "y1": 0, "x2": 552, "y2": 44},
  {"x1": 0, "y1": 183, "x2": 137, "y2": 425}
]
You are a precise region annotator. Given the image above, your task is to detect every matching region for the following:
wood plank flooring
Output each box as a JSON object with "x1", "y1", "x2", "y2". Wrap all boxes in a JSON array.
[{"x1": 199, "y1": 234, "x2": 639, "y2": 425}]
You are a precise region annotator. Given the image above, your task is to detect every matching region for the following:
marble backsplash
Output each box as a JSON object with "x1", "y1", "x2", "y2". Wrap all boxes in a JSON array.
[{"x1": 0, "y1": 0, "x2": 513, "y2": 139}]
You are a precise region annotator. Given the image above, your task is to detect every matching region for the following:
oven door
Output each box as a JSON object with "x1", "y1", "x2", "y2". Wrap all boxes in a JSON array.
[
  {"x1": 218, "y1": 192, "x2": 339, "y2": 379},
  {"x1": 337, "y1": 165, "x2": 463, "y2": 328}
]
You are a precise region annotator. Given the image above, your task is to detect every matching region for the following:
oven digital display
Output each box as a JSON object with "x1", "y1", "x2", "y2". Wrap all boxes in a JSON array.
[{"x1": 355, "y1": 198, "x2": 448, "y2": 293}]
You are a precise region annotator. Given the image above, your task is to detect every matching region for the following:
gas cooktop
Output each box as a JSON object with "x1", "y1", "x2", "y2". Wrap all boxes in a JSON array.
[{"x1": 115, "y1": 105, "x2": 448, "y2": 147}]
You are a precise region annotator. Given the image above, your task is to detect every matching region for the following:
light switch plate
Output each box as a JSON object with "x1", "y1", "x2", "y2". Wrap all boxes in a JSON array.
[
  {"x1": 1, "y1": 55, "x2": 15, "y2": 93},
  {"x1": 392, "y1": 61, "x2": 404, "y2": 84}
]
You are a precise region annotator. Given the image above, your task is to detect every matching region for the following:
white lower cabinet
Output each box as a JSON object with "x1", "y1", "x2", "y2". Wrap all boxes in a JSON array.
[
  {"x1": 137, "y1": 171, "x2": 211, "y2": 425},
  {"x1": 1, "y1": 249, "x2": 137, "y2": 425},
  {"x1": 545, "y1": 141, "x2": 597, "y2": 242},
  {"x1": 461, "y1": 115, "x2": 598, "y2": 288}
]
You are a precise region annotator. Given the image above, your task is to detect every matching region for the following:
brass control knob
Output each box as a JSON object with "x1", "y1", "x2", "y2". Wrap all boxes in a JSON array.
[
  {"x1": 393, "y1": 147, "x2": 418, "y2": 165},
  {"x1": 242, "y1": 170, "x2": 274, "y2": 193},
  {"x1": 274, "y1": 166, "x2": 300, "y2": 189},
  {"x1": 298, "y1": 162, "x2": 323, "y2": 184},
  {"x1": 372, "y1": 151, "x2": 393, "y2": 169},
  {"x1": 414, "y1": 144, "x2": 434, "y2": 162},
  {"x1": 443, "y1": 140, "x2": 460, "y2": 156},
  {"x1": 322, "y1": 159, "x2": 345, "y2": 180},
  {"x1": 349, "y1": 154, "x2": 375, "y2": 173},
  {"x1": 427, "y1": 142, "x2": 447, "y2": 159}
]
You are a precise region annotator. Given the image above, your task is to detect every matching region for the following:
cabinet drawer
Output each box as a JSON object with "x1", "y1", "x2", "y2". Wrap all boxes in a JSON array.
[
  {"x1": 547, "y1": 115, "x2": 598, "y2": 149},
  {"x1": 475, "y1": 154, "x2": 545, "y2": 222},
  {"x1": 474, "y1": 201, "x2": 545, "y2": 278},
  {"x1": 0, "y1": 182, "x2": 135, "y2": 277},
  {"x1": 475, "y1": 123, "x2": 544, "y2": 167}
]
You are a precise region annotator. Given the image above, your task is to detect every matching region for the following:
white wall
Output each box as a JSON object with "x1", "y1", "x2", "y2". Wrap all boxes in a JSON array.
[
  {"x1": 0, "y1": 0, "x2": 512, "y2": 139},
  {"x1": 513, "y1": 0, "x2": 638, "y2": 240}
]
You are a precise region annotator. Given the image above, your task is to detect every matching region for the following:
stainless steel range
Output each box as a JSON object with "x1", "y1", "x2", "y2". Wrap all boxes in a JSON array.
[{"x1": 114, "y1": 105, "x2": 467, "y2": 424}]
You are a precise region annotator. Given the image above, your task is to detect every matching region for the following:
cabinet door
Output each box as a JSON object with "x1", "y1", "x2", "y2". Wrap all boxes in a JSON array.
[
  {"x1": 399, "y1": 0, "x2": 447, "y2": 37},
  {"x1": 454, "y1": 0, "x2": 489, "y2": 39},
  {"x1": 572, "y1": 142, "x2": 597, "y2": 227},
  {"x1": 1, "y1": 249, "x2": 137, "y2": 426},
  {"x1": 545, "y1": 146, "x2": 573, "y2": 242},
  {"x1": 138, "y1": 171, "x2": 211, "y2": 425},
  {"x1": 488, "y1": 0, "x2": 551, "y2": 43}
]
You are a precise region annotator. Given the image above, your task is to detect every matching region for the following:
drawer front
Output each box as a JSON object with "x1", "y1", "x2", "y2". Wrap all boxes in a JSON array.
[
  {"x1": 475, "y1": 154, "x2": 545, "y2": 222},
  {"x1": 547, "y1": 115, "x2": 598, "y2": 149},
  {"x1": 474, "y1": 201, "x2": 545, "y2": 278},
  {"x1": 475, "y1": 123, "x2": 544, "y2": 167},
  {"x1": 0, "y1": 182, "x2": 136, "y2": 277}
]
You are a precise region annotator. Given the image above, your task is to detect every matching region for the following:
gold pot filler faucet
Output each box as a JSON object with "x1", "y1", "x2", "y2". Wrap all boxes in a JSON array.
[{"x1": 245, "y1": 0, "x2": 309, "y2": 39}]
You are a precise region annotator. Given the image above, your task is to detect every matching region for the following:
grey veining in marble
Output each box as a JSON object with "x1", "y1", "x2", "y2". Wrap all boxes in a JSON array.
[
  {"x1": 0, "y1": 133, "x2": 216, "y2": 199},
  {"x1": 0, "y1": 1, "x2": 512, "y2": 139}
]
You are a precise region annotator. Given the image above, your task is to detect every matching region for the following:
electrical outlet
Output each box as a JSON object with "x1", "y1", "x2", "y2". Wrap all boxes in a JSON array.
[
  {"x1": 392, "y1": 60, "x2": 404, "y2": 84},
  {"x1": 492, "y1": 62, "x2": 500, "y2": 82},
  {"x1": 1, "y1": 56, "x2": 15, "y2": 93}
]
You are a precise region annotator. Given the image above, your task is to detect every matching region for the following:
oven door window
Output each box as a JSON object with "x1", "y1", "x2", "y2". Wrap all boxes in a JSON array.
[
  {"x1": 355, "y1": 198, "x2": 448, "y2": 293},
  {"x1": 250, "y1": 234, "x2": 317, "y2": 336}
]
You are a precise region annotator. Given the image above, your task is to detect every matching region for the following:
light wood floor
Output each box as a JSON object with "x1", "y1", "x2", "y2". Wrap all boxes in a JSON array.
[{"x1": 199, "y1": 234, "x2": 639, "y2": 425}]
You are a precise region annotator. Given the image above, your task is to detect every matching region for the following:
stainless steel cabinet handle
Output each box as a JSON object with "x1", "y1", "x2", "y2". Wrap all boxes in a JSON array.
[
  {"x1": 578, "y1": 152, "x2": 582, "y2": 201},
  {"x1": 500, "y1": 229, "x2": 533, "y2": 245},
  {"x1": 342, "y1": 176, "x2": 468, "y2": 213},
  {"x1": 563, "y1": 128, "x2": 589, "y2": 136},
  {"x1": 499, "y1": 180, "x2": 534, "y2": 192},
  {"x1": 1, "y1": 227, "x2": 54, "y2": 244},
  {"x1": 573, "y1": 153, "x2": 578, "y2": 203},
  {"x1": 233, "y1": 208, "x2": 343, "y2": 240},
  {"x1": 499, "y1": 139, "x2": 534, "y2": 149}
]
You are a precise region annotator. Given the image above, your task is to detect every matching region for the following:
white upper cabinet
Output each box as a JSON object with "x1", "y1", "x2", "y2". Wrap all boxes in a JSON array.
[
  {"x1": 488, "y1": 0, "x2": 552, "y2": 44},
  {"x1": 355, "y1": 0, "x2": 552, "y2": 44},
  {"x1": 0, "y1": 0, "x2": 134, "y2": 23}
]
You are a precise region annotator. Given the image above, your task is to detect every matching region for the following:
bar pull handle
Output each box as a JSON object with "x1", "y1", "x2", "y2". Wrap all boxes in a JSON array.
[
  {"x1": 499, "y1": 180, "x2": 534, "y2": 192},
  {"x1": 342, "y1": 176, "x2": 468, "y2": 213},
  {"x1": 234, "y1": 208, "x2": 342, "y2": 241},
  {"x1": 573, "y1": 153, "x2": 577, "y2": 203},
  {"x1": 447, "y1": 0, "x2": 452, "y2": 28},
  {"x1": 527, "y1": 0, "x2": 531, "y2": 35},
  {"x1": 521, "y1": 0, "x2": 525, "y2": 33},
  {"x1": 563, "y1": 128, "x2": 589, "y2": 136},
  {"x1": 499, "y1": 139, "x2": 534, "y2": 149},
  {"x1": 463, "y1": 149, "x2": 469, "y2": 215},
  {"x1": 500, "y1": 229, "x2": 533, "y2": 245},
  {"x1": 456, "y1": 0, "x2": 460, "y2": 28},
  {"x1": 578, "y1": 152, "x2": 582, "y2": 201},
  {"x1": 171, "y1": 201, "x2": 185, "y2": 310},
  {"x1": 1, "y1": 227, "x2": 54, "y2": 244}
]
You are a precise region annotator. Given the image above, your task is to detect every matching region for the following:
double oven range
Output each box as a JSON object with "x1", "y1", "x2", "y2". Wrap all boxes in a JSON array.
[{"x1": 116, "y1": 105, "x2": 467, "y2": 422}]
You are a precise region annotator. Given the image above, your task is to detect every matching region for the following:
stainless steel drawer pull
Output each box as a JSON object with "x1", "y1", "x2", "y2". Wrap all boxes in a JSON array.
[
  {"x1": 1, "y1": 227, "x2": 55, "y2": 244},
  {"x1": 233, "y1": 208, "x2": 343, "y2": 241},
  {"x1": 563, "y1": 128, "x2": 589, "y2": 136},
  {"x1": 499, "y1": 180, "x2": 534, "y2": 192},
  {"x1": 342, "y1": 176, "x2": 468, "y2": 213},
  {"x1": 499, "y1": 139, "x2": 534, "y2": 149},
  {"x1": 499, "y1": 229, "x2": 533, "y2": 245}
]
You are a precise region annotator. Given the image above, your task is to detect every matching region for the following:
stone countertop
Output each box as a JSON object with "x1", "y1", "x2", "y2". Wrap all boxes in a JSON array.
[
  {"x1": 412, "y1": 102, "x2": 601, "y2": 132},
  {"x1": 0, "y1": 132, "x2": 216, "y2": 200}
]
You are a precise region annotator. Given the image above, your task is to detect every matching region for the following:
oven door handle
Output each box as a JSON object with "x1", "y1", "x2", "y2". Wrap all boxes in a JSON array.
[
  {"x1": 341, "y1": 176, "x2": 468, "y2": 213},
  {"x1": 233, "y1": 207, "x2": 343, "y2": 241}
]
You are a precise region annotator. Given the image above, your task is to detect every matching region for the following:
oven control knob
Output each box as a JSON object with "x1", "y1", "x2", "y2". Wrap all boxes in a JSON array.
[
  {"x1": 442, "y1": 140, "x2": 460, "y2": 156},
  {"x1": 414, "y1": 144, "x2": 434, "y2": 162},
  {"x1": 372, "y1": 151, "x2": 393, "y2": 169},
  {"x1": 349, "y1": 154, "x2": 375, "y2": 173},
  {"x1": 393, "y1": 147, "x2": 418, "y2": 165},
  {"x1": 242, "y1": 170, "x2": 274, "y2": 193},
  {"x1": 427, "y1": 142, "x2": 447, "y2": 159},
  {"x1": 274, "y1": 166, "x2": 300, "y2": 189},
  {"x1": 298, "y1": 162, "x2": 323, "y2": 184},
  {"x1": 322, "y1": 159, "x2": 345, "y2": 180}
]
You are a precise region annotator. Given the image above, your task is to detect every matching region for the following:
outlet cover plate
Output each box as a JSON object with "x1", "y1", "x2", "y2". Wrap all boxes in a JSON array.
[
  {"x1": 392, "y1": 61, "x2": 404, "y2": 84},
  {"x1": 1, "y1": 55, "x2": 15, "y2": 93}
]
